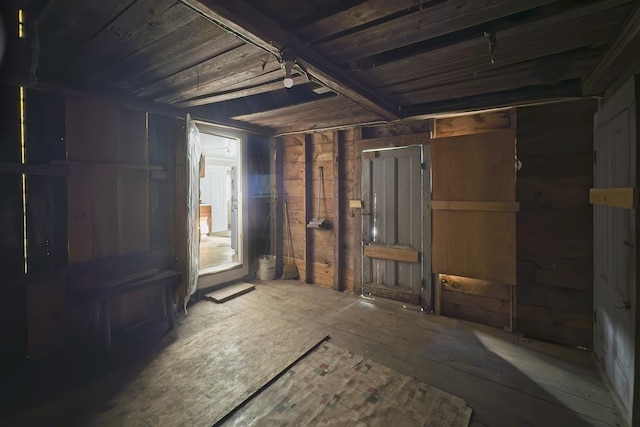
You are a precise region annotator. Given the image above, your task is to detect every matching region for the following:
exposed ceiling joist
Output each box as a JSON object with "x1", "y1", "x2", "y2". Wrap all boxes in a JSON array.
[
  {"x1": 180, "y1": 0, "x2": 399, "y2": 121},
  {"x1": 583, "y1": 2, "x2": 640, "y2": 96}
]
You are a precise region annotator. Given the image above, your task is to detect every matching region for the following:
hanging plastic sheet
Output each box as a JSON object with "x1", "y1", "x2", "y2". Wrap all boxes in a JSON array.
[{"x1": 184, "y1": 114, "x2": 201, "y2": 310}]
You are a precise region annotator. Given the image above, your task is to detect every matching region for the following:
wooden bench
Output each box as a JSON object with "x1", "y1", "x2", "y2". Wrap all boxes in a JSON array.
[{"x1": 67, "y1": 251, "x2": 182, "y2": 351}]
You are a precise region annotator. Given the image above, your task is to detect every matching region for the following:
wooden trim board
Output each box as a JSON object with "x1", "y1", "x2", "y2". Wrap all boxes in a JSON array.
[
  {"x1": 364, "y1": 245, "x2": 419, "y2": 263},
  {"x1": 432, "y1": 201, "x2": 520, "y2": 212},
  {"x1": 589, "y1": 187, "x2": 636, "y2": 209}
]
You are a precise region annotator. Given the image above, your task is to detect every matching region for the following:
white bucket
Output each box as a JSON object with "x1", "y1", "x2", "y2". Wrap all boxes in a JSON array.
[{"x1": 258, "y1": 255, "x2": 276, "y2": 280}]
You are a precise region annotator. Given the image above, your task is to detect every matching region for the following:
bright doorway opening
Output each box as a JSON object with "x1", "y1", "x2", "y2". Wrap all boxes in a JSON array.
[{"x1": 198, "y1": 132, "x2": 241, "y2": 275}]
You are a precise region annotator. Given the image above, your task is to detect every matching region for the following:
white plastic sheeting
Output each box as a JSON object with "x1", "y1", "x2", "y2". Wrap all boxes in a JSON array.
[{"x1": 184, "y1": 115, "x2": 201, "y2": 309}]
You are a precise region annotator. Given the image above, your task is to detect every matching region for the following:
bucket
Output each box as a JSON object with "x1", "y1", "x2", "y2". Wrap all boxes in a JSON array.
[{"x1": 258, "y1": 255, "x2": 276, "y2": 280}]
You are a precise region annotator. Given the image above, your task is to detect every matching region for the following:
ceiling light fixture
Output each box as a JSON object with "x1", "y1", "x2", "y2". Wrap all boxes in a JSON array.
[{"x1": 281, "y1": 48, "x2": 296, "y2": 89}]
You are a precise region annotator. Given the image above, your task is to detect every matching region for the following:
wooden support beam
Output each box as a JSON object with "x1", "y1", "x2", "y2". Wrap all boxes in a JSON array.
[
  {"x1": 304, "y1": 134, "x2": 313, "y2": 284},
  {"x1": 589, "y1": 187, "x2": 637, "y2": 209},
  {"x1": 431, "y1": 201, "x2": 520, "y2": 212},
  {"x1": 333, "y1": 131, "x2": 343, "y2": 291},
  {"x1": 364, "y1": 244, "x2": 419, "y2": 264},
  {"x1": 179, "y1": 0, "x2": 398, "y2": 121},
  {"x1": 583, "y1": 3, "x2": 640, "y2": 96}
]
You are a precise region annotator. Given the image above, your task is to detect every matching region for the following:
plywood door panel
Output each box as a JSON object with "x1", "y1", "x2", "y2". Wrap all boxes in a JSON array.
[
  {"x1": 433, "y1": 211, "x2": 516, "y2": 284},
  {"x1": 431, "y1": 130, "x2": 516, "y2": 285},
  {"x1": 432, "y1": 129, "x2": 515, "y2": 202}
]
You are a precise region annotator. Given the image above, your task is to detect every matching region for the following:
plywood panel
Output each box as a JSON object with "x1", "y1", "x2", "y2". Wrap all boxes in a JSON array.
[
  {"x1": 434, "y1": 111, "x2": 512, "y2": 138},
  {"x1": 68, "y1": 164, "x2": 93, "y2": 264},
  {"x1": 433, "y1": 211, "x2": 516, "y2": 284},
  {"x1": 119, "y1": 109, "x2": 148, "y2": 165},
  {"x1": 118, "y1": 169, "x2": 150, "y2": 255},
  {"x1": 91, "y1": 165, "x2": 119, "y2": 259},
  {"x1": 432, "y1": 130, "x2": 516, "y2": 201}
]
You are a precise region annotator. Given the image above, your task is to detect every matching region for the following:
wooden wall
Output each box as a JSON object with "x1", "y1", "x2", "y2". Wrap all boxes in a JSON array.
[
  {"x1": 281, "y1": 132, "x2": 337, "y2": 288},
  {"x1": 516, "y1": 99, "x2": 596, "y2": 348},
  {"x1": 278, "y1": 104, "x2": 595, "y2": 347}
]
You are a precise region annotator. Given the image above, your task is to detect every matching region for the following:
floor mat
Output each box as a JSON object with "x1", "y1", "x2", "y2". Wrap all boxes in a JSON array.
[
  {"x1": 85, "y1": 310, "x2": 327, "y2": 426},
  {"x1": 223, "y1": 342, "x2": 472, "y2": 426}
]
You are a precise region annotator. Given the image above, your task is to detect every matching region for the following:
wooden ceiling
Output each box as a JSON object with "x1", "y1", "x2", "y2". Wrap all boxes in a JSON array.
[{"x1": 7, "y1": 0, "x2": 638, "y2": 133}]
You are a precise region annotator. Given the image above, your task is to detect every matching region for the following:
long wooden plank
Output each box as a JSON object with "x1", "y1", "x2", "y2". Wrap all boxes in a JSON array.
[
  {"x1": 318, "y1": 0, "x2": 558, "y2": 62},
  {"x1": 434, "y1": 111, "x2": 511, "y2": 138},
  {"x1": 181, "y1": 0, "x2": 398, "y2": 120},
  {"x1": 589, "y1": 187, "x2": 636, "y2": 209},
  {"x1": 364, "y1": 244, "x2": 419, "y2": 263},
  {"x1": 203, "y1": 282, "x2": 255, "y2": 303},
  {"x1": 432, "y1": 201, "x2": 520, "y2": 212},
  {"x1": 295, "y1": 0, "x2": 425, "y2": 43},
  {"x1": 389, "y1": 49, "x2": 598, "y2": 106}
]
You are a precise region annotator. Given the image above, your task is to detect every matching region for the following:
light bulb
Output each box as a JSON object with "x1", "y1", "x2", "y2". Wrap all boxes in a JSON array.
[{"x1": 283, "y1": 77, "x2": 294, "y2": 88}]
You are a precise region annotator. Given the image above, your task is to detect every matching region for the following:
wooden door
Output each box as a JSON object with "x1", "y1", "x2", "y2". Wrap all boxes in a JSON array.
[
  {"x1": 361, "y1": 146, "x2": 425, "y2": 305},
  {"x1": 431, "y1": 130, "x2": 517, "y2": 328},
  {"x1": 593, "y1": 77, "x2": 636, "y2": 424}
]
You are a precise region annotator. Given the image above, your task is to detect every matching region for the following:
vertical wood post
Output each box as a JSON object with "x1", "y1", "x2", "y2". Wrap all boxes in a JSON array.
[
  {"x1": 304, "y1": 134, "x2": 313, "y2": 284},
  {"x1": 333, "y1": 130, "x2": 342, "y2": 291}
]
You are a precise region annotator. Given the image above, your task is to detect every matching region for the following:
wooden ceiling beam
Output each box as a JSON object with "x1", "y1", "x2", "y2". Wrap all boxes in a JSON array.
[
  {"x1": 402, "y1": 81, "x2": 583, "y2": 118},
  {"x1": 583, "y1": 2, "x2": 640, "y2": 96},
  {"x1": 177, "y1": 75, "x2": 310, "y2": 108},
  {"x1": 179, "y1": 0, "x2": 398, "y2": 121}
]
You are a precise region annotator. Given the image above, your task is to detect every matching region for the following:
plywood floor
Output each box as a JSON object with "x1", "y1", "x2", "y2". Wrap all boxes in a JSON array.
[{"x1": 6, "y1": 280, "x2": 623, "y2": 427}]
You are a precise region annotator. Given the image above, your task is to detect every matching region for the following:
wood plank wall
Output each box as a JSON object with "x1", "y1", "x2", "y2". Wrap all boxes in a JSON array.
[
  {"x1": 279, "y1": 104, "x2": 595, "y2": 347},
  {"x1": 516, "y1": 99, "x2": 596, "y2": 348},
  {"x1": 66, "y1": 98, "x2": 175, "y2": 334}
]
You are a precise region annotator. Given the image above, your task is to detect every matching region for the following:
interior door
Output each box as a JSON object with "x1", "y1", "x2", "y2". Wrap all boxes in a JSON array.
[
  {"x1": 361, "y1": 146, "x2": 425, "y2": 305},
  {"x1": 594, "y1": 78, "x2": 636, "y2": 424}
]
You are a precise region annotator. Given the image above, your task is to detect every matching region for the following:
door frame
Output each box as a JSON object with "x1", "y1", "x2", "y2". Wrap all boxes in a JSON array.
[
  {"x1": 353, "y1": 133, "x2": 432, "y2": 310},
  {"x1": 192, "y1": 121, "x2": 250, "y2": 290}
]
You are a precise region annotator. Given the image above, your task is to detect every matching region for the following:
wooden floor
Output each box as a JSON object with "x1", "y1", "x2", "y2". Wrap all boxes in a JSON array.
[
  {"x1": 205, "y1": 280, "x2": 623, "y2": 427},
  {"x1": 6, "y1": 280, "x2": 623, "y2": 426}
]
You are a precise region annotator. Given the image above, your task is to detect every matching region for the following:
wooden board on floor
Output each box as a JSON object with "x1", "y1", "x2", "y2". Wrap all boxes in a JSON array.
[{"x1": 204, "y1": 282, "x2": 255, "y2": 303}]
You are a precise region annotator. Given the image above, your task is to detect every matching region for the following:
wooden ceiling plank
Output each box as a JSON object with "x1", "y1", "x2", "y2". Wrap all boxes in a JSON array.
[
  {"x1": 181, "y1": 0, "x2": 399, "y2": 120},
  {"x1": 115, "y1": 32, "x2": 244, "y2": 93},
  {"x1": 71, "y1": 0, "x2": 194, "y2": 78},
  {"x1": 233, "y1": 97, "x2": 343, "y2": 122},
  {"x1": 37, "y1": 0, "x2": 136, "y2": 47},
  {"x1": 382, "y1": 48, "x2": 600, "y2": 95},
  {"x1": 583, "y1": 2, "x2": 640, "y2": 95},
  {"x1": 177, "y1": 75, "x2": 309, "y2": 107},
  {"x1": 361, "y1": 4, "x2": 629, "y2": 90},
  {"x1": 295, "y1": 0, "x2": 425, "y2": 43},
  {"x1": 233, "y1": 97, "x2": 384, "y2": 132},
  {"x1": 88, "y1": 15, "x2": 225, "y2": 86},
  {"x1": 134, "y1": 44, "x2": 266, "y2": 98},
  {"x1": 390, "y1": 50, "x2": 599, "y2": 105},
  {"x1": 160, "y1": 59, "x2": 282, "y2": 104},
  {"x1": 318, "y1": 0, "x2": 559, "y2": 63}
]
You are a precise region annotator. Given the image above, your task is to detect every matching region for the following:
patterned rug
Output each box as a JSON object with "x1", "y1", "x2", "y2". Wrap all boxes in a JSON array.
[{"x1": 223, "y1": 342, "x2": 472, "y2": 426}]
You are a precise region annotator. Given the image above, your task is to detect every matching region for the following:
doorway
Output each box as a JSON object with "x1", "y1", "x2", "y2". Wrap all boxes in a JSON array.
[
  {"x1": 198, "y1": 133, "x2": 241, "y2": 274},
  {"x1": 360, "y1": 145, "x2": 430, "y2": 306}
]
